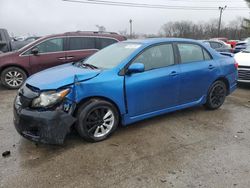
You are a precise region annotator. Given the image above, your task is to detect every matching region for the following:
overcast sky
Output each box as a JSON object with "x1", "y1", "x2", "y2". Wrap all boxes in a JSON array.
[{"x1": 0, "y1": 0, "x2": 249, "y2": 36}]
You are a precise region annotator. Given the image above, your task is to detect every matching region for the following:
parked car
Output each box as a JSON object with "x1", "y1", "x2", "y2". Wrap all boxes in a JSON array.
[
  {"x1": 13, "y1": 38, "x2": 238, "y2": 144},
  {"x1": 202, "y1": 40, "x2": 232, "y2": 53},
  {"x1": 0, "y1": 28, "x2": 36, "y2": 53},
  {"x1": 227, "y1": 40, "x2": 238, "y2": 48},
  {"x1": 0, "y1": 31, "x2": 126, "y2": 89},
  {"x1": 234, "y1": 46, "x2": 250, "y2": 83},
  {"x1": 233, "y1": 40, "x2": 248, "y2": 53},
  {"x1": 23, "y1": 36, "x2": 40, "y2": 42},
  {"x1": 211, "y1": 37, "x2": 237, "y2": 48}
]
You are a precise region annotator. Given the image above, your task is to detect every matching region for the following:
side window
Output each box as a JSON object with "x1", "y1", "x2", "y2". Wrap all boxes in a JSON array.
[
  {"x1": 203, "y1": 49, "x2": 212, "y2": 60},
  {"x1": 132, "y1": 44, "x2": 175, "y2": 71},
  {"x1": 68, "y1": 37, "x2": 95, "y2": 50},
  {"x1": 35, "y1": 38, "x2": 63, "y2": 53},
  {"x1": 177, "y1": 43, "x2": 204, "y2": 63},
  {"x1": 97, "y1": 38, "x2": 117, "y2": 49},
  {"x1": 210, "y1": 42, "x2": 222, "y2": 49}
]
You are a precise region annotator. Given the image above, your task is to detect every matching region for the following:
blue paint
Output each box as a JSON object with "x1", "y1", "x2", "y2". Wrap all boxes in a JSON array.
[{"x1": 25, "y1": 38, "x2": 238, "y2": 125}]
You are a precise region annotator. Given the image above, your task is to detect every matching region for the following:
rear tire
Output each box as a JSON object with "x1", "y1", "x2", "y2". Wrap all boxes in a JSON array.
[
  {"x1": 1, "y1": 67, "x2": 27, "y2": 89},
  {"x1": 205, "y1": 80, "x2": 227, "y2": 110},
  {"x1": 76, "y1": 99, "x2": 119, "y2": 142}
]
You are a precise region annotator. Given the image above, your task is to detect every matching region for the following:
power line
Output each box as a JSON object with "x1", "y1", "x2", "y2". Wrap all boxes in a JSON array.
[
  {"x1": 63, "y1": 0, "x2": 249, "y2": 11},
  {"x1": 152, "y1": 0, "x2": 245, "y2": 2}
]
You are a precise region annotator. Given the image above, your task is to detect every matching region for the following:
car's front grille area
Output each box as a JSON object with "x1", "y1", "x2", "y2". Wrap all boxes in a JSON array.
[{"x1": 238, "y1": 66, "x2": 250, "y2": 81}]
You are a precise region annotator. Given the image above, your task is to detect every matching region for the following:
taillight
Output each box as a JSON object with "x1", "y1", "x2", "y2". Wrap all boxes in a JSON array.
[{"x1": 234, "y1": 61, "x2": 238, "y2": 69}]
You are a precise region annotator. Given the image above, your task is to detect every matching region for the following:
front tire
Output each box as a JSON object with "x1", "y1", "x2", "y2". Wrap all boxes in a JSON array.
[
  {"x1": 76, "y1": 99, "x2": 119, "y2": 142},
  {"x1": 205, "y1": 80, "x2": 227, "y2": 110},
  {"x1": 1, "y1": 67, "x2": 27, "y2": 89}
]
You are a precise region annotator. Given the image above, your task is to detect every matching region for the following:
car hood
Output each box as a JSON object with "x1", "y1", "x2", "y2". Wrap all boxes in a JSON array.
[
  {"x1": 26, "y1": 63, "x2": 101, "y2": 90},
  {"x1": 234, "y1": 52, "x2": 250, "y2": 67}
]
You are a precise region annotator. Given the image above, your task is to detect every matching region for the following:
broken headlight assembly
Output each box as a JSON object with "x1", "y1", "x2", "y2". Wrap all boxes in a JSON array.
[{"x1": 32, "y1": 89, "x2": 70, "y2": 108}]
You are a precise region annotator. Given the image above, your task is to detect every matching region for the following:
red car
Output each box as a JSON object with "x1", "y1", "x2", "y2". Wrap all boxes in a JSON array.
[
  {"x1": 0, "y1": 31, "x2": 126, "y2": 89},
  {"x1": 211, "y1": 37, "x2": 238, "y2": 48}
]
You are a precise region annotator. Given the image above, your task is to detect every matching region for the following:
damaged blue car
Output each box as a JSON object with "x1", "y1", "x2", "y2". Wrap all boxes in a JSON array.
[{"x1": 13, "y1": 38, "x2": 238, "y2": 144}]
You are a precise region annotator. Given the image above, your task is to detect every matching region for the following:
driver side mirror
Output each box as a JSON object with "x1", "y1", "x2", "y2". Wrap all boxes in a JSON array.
[
  {"x1": 31, "y1": 48, "x2": 39, "y2": 55},
  {"x1": 127, "y1": 63, "x2": 145, "y2": 74}
]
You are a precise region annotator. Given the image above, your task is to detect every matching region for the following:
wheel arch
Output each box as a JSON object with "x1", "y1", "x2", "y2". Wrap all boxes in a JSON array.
[
  {"x1": 0, "y1": 64, "x2": 29, "y2": 77},
  {"x1": 213, "y1": 76, "x2": 230, "y2": 95},
  {"x1": 73, "y1": 96, "x2": 122, "y2": 119}
]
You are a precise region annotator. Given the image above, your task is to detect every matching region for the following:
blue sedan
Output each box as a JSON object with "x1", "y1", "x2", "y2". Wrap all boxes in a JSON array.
[{"x1": 13, "y1": 38, "x2": 238, "y2": 144}]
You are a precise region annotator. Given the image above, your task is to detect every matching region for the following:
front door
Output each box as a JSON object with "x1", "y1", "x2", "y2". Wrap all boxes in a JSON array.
[
  {"x1": 125, "y1": 43, "x2": 180, "y2": 117},
  {"x1": 28, "y1": 37, "x2": 66, "y2": 73}
]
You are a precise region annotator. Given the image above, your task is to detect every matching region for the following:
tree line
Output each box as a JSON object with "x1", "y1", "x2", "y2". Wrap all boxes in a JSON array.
[
  {"x1": 118, "y1": 17, "x2": 250, "y2": 40},
  {"x1": 159, "y1": 18, "x2": 249, "y2": 40}
]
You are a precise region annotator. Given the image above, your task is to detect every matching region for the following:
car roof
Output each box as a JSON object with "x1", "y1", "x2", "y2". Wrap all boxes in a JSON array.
[
  {"x1": 43, "y1": 31, "x2": 124, "y2": 39},
  {"x1": 123, "y1": 38, "x2": 201, "y2": 45}
]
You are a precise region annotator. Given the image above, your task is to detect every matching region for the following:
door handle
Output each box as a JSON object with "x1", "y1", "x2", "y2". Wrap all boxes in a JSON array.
[
  {"x1": 170, "y1": 71, "x2": 178, "y2": 76},
  {"x1": 66, "y1": 56, "x2": 75, "y2": 60},
  {"x1": 58, "y1": 57, "x2": 66, "y2": 60},
  {"x1": 208, "y1": 64, "x2": 215, "y2": 70}
]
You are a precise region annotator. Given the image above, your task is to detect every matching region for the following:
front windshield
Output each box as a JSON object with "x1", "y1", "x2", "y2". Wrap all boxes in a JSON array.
[{"x1": 80, "y1": 42, "x2": 142, "y2": 69}]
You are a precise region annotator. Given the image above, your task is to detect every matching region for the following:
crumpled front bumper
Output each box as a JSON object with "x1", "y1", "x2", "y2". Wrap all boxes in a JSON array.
[{"x1": 13, "y1": 93, "x2": 76, "y2": 145}]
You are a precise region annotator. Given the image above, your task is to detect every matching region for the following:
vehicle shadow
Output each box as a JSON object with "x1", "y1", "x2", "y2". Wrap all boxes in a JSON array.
[{"x1": 238, "y1": 83, "x2": 250, "y2": 90}]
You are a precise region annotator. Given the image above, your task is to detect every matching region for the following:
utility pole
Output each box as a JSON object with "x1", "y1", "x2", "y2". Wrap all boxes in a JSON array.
[
  {"x1": 129, "y1": 19, "x2": 133, "y2": 39},
  {"x1": 218, "y1": 6, "x2": 227, "y2": 37}
]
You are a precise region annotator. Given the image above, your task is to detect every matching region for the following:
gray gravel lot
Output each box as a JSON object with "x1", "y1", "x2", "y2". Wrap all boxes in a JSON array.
[{"x1": 0, "y1": 84, "x2": 250, "y2": 188}]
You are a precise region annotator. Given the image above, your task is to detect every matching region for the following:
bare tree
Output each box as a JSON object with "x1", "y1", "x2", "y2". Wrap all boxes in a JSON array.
[
  {"x1": 159, "y1": 18, "x2": 248, "y2": 40},
  {"x1": 243, "y1": 0, "x2": 250, "y2": 32}
]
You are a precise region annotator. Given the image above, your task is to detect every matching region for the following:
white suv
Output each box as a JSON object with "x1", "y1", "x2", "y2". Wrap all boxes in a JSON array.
[{"x1": 234, "y1": 46, "x2": 250, "y2": 83}]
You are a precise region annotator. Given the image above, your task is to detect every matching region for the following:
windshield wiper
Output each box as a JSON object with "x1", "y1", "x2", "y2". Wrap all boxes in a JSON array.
[
  {"x1": 81, "y1": 63, "x2": 99, "y2": 69},
  {"x1": 75, "y1": 61, "x2": 99, "y2": 69}
]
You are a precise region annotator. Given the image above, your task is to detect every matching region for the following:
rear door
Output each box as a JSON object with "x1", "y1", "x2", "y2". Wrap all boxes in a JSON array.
[
  {"x1": 27, "y1": 37, "x2": 66, "y2": 73},
  {"x1": 65, "y1": 37, "x2": 98, "y2": 63},
  {"x1": 176, "y1": 43, "x2": 218, "y2": 105},
  {"x1": 125, "y1": 43, "x2": 181, "y2": 117}
]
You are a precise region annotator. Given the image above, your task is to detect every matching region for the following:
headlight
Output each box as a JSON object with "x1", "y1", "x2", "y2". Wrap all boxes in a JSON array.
[{"x1": 32, "y1": 89, "x2": 70, "y2": 108}]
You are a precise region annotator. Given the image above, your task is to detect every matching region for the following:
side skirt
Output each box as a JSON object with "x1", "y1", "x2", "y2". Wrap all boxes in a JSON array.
[{"x1": 121, "y1": 95, "x2": 207, "y2": 125}]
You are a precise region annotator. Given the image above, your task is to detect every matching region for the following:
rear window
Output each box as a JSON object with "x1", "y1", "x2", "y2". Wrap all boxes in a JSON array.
[
  {"x1": 97, "y1": 38, "x2": 117, "y2": 49},
  {"x1": 210, "y1": 42, "x2": 222, "y2": 49},
  {"x1": 178, "y1": 43, "x2": 211, "y2": 63},
  {"x1": 68, "y1": 37, "x2": 96, "y2": 50}
]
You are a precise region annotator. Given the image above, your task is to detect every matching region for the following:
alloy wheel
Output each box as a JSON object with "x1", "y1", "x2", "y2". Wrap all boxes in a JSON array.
[
  {"x1": 85, "y1": 107, "x2": 115, "y2": 138},
  {"x1": 4, "y1": 71, "x2": 24, "y2": 87},
  {"x1": 210, "y1": 84, "x2": 226, "y2": 107}
]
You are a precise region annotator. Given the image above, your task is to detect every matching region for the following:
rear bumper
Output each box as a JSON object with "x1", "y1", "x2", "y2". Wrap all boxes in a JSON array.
[
  {"x1": 13, "y1": 99, "x2": 76, "y2": 145},
  {"x1": 238, "y1": 80, "x2": 250, "y2": 83}
]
